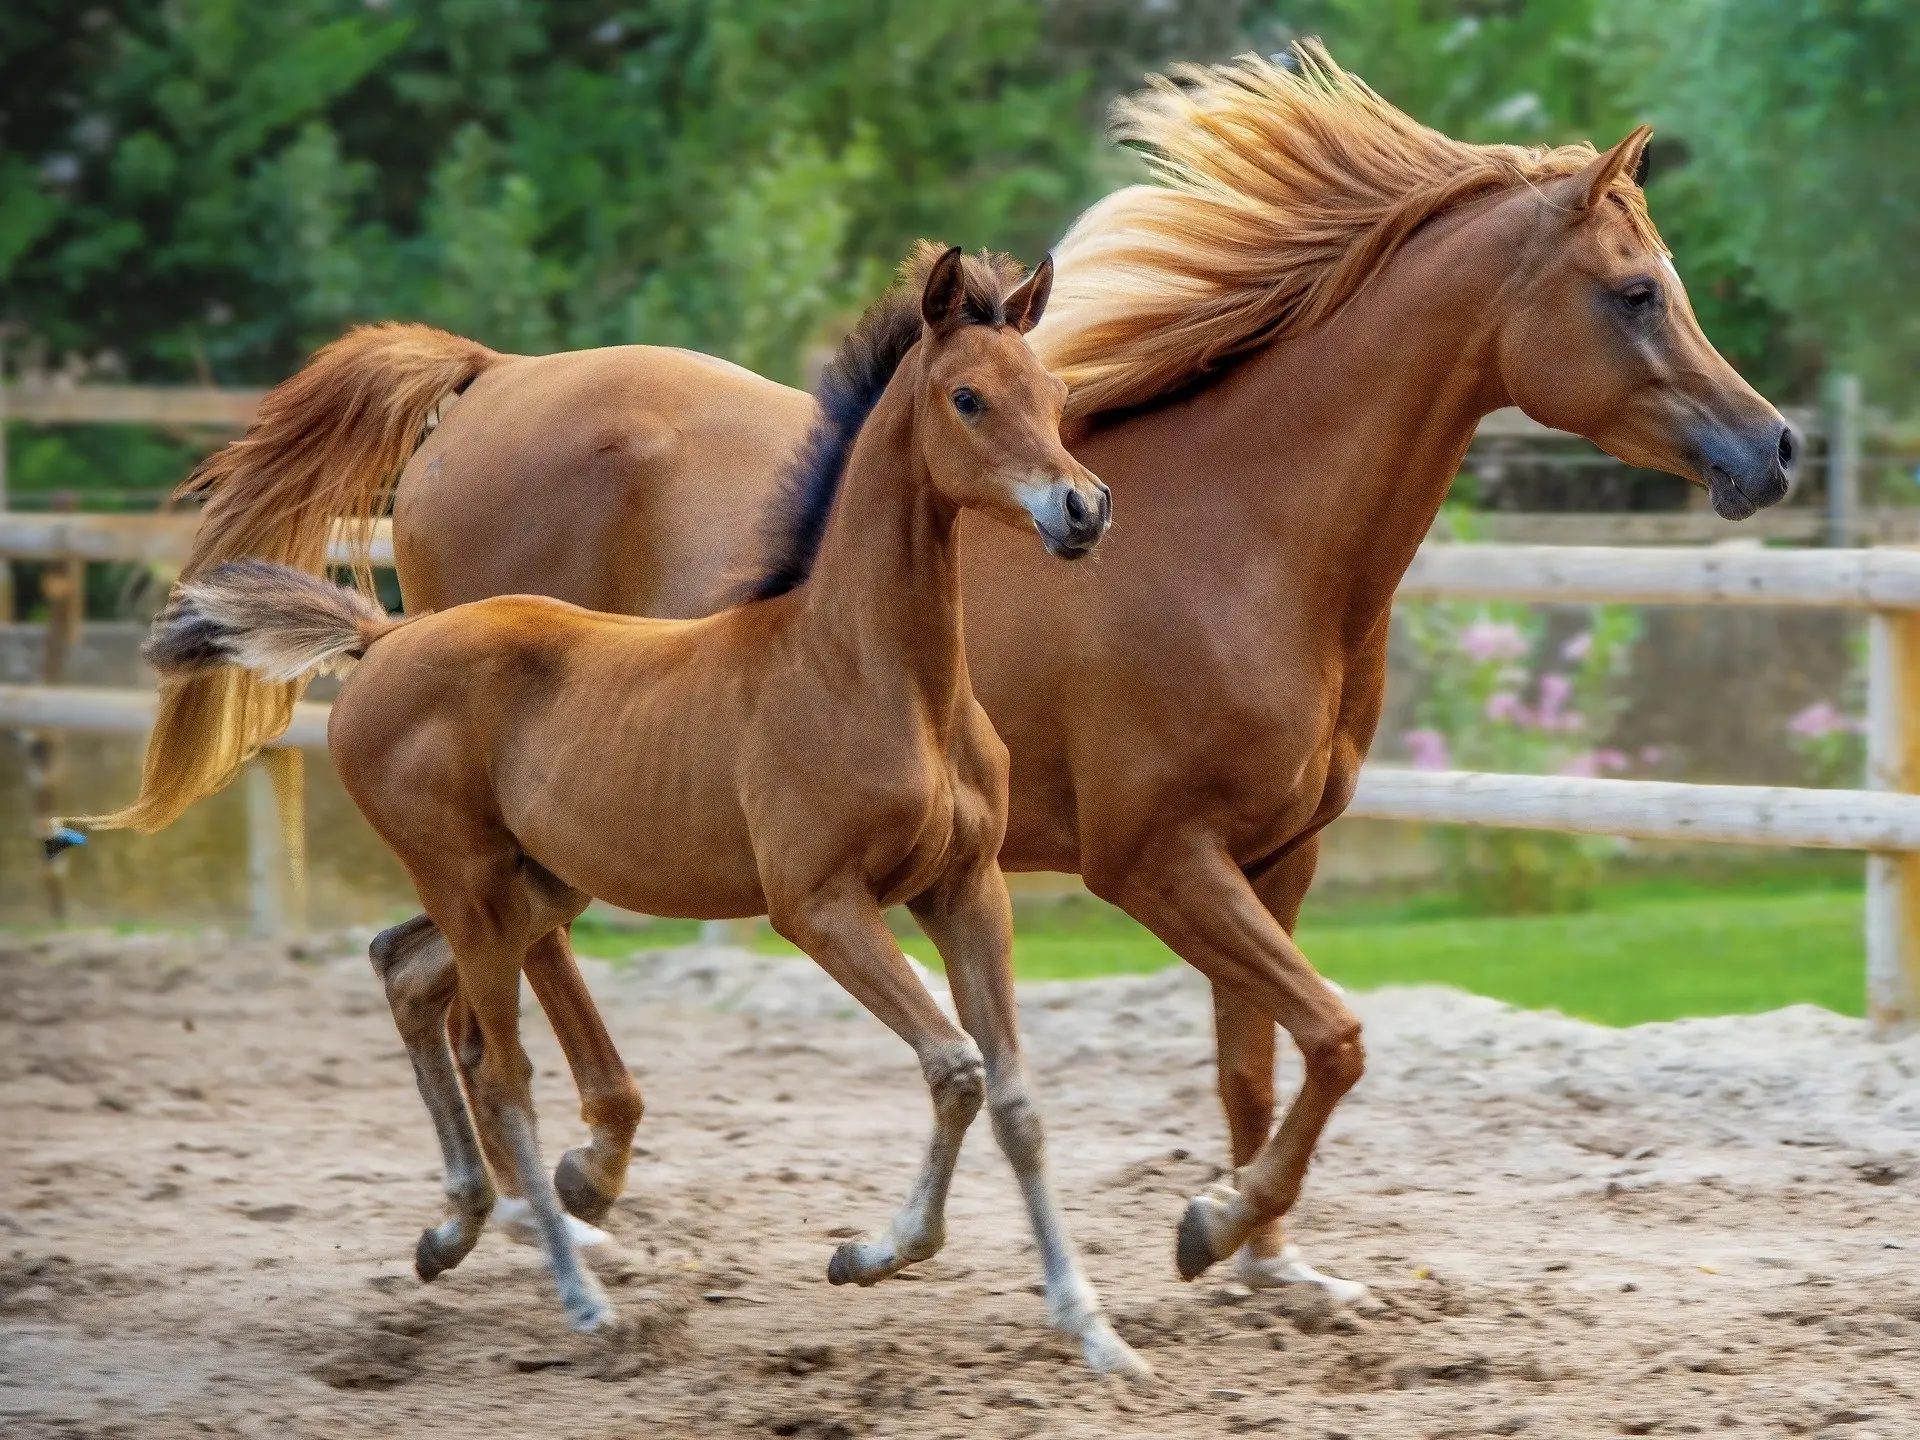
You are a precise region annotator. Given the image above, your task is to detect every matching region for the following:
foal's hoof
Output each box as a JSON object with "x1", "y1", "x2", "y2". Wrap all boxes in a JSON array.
[
  {"x1": 415, "y1": 1228, "x2": 459, "y2": 1283},
  {"x1": 1175, "y1": 1188, "x2": 1243, "y2": 1282},
  {"x1": 1082, "y1": 1323, "x2": 1156, "y2": 1382},
  {"x1": 555, "y1": 1148, "x2": 617, "y2": 1224},
  {"x1": 827, "y1": 1242, "x2": 862, "y2": 1287},
  {"x1": 564, "y1": 1289, "x2": 616, "y2": 1334}
]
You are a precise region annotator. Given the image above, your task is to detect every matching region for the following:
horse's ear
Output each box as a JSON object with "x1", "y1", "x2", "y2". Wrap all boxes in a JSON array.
[
  {"x1": 1572, "y1": 125, "x2": 1654, "y2": 212},
  {"x1": 1003, "y1": 254, "x2": 1054, "y2": 335},
  {"x1": 920, "y1": 245, "x2": 968, "y2": 330}
]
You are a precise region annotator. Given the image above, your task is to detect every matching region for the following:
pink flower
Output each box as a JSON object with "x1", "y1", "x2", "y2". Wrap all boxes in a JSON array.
[
  {"x1": 1561, "y1": 631, "x2": 1593, "y2": 662},
  {"x1": 1404, "y1": 729, "x2": 1451, "y2": 771},
  {"x1": 1485, "y1": 691, "x2": 1529, "y2": 725},
  {"x1": 1595, "y1": 748, "x2": 1630, "y2": 773},
  {"x1": 1537, "y1": 673, "x2": 1572, "y2": 728},
  {"x1": 1459, "y1": 620, "x2": 1528, "y2": 664},
  {"x1": 1639, "y1": 746, "x2": 1666, "y2": 766},
  {"x1": 1557, "y1": 752, "x2": 1600, "y2": 778},
  {"x1": 1788, "y1": 702, "x2": 1865, "y2": 740}
]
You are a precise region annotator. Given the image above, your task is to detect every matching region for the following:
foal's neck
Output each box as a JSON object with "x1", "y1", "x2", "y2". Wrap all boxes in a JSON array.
[{"x1": 791, "y1": 361, "x2": 968, "y2": 713}]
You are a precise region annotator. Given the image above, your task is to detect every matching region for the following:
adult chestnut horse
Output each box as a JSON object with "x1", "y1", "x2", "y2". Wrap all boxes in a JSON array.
[{"x1": 100, "y1": 48, "x2": 1792, "y2": 1289}]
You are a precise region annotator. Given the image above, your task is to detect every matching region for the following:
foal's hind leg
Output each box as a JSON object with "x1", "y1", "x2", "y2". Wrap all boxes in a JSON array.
[
  {"x1": 768, "y1": 883, "x2": 985, "y2": 1286},
  {"x1": 452, "y1": 933, "x2": 624, "y2": 1244},
  {"x1": 522, "y1": 926, "x2": 645, "y2": 1223},
  {"x1": 368, "y1": 916, "x2": 495, "y2": 1280},
  {"x1": 429, "y1": 877, "x2": 612, "y2": 1332},
  {"x1": 911, "y1": 865, "x2": 1150, "y2": 1380}
]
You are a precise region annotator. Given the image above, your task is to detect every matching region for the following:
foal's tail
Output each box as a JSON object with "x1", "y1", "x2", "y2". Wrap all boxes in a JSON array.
[
  {"x1": 90, "y1": 323, "x2": 498, "y2": 832},
  {"x1": 142, "y1": 560, "x2": 409, "y2": 687}
]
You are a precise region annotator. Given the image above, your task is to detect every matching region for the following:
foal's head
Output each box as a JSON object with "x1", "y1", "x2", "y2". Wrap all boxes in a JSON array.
[
  {"x1": 912, "y1": 245, "x2": 1110, "y2": 557},
  {"x1": 1492, "y1": 128, "x2": 1794, "y2": 520}
]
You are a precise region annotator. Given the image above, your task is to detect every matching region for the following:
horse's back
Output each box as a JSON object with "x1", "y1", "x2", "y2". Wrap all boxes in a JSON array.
[{"x1": 392, "y1": 344, "x2": 817, "y2": 620}]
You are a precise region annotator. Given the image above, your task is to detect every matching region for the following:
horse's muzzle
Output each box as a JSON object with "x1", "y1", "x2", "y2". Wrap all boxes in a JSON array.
[{"x1": 1704, "y1": 419, "x2": 1796, "y2": 521}]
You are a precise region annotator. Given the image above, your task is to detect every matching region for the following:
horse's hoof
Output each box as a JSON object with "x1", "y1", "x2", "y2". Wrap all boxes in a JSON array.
[
  {"x1": 555, "y1": 1148, "x2": 616, "y2": 1224},
  {"x1": 1175, "y1": 1197, "x2": 1226, "y2": 1282},
  {"x1": 415, "y1": 1229, "x2": 453, "y2": 1283},
  {"x1": 1235, "y1": 1242, "x2": 1370, "y2": 1303}
]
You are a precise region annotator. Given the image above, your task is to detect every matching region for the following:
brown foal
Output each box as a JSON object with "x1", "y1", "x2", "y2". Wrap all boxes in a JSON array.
[
  {"x1": 137, "y1": 247, "x2": 1147, "y2": 1374},
  {"x1": 102, "y1": 46, "x2": 1793, "y2": 1298}
]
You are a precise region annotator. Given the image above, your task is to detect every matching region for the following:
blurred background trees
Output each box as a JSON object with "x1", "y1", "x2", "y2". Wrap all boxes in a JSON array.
[{"x1": 2, "y1": 0, "x2": 1915, "y2": 499}]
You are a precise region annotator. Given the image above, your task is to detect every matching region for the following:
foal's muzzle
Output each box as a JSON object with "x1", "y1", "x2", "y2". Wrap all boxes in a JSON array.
[{"x1": 1025, "y1": 478, "x2": 1112, "y2": 559}]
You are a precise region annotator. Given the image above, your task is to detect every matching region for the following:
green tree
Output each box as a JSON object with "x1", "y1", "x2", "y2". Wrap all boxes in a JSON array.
[{"x1": 1612, "y1": 0, "x2": 1920, "y2": 405}]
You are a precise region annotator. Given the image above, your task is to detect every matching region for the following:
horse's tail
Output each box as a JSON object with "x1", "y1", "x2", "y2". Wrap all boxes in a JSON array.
[
  {"x1": 142, "y1": 560, "x2": 409, "y2": 686},
  {"x1": 89, "y1": 322, "x2": 498, "y2": 832}
]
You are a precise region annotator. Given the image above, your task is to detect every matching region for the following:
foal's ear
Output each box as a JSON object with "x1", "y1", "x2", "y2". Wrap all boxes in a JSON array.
[
  {"x1": 1571, "y1": 125, "x2": 1654, "y2": 212},
  {"x1": 1003, "y1": 254, "x2": 1055, "y2": 335},
  {"x1": 920, "y1": 245, "x2": 969, "y2": 331}
]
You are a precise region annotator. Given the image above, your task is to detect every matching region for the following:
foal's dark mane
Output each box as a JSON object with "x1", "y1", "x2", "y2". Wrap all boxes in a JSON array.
[{"x1": 742, "y1": 242, "x2": 1027, "y2": 602}]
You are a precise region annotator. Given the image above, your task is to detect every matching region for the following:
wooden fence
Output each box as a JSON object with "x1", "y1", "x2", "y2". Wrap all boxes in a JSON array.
[
  {"x1": 6, "y1": 518, "x2": 1920, "y2": 1033},
  {"x1": 2, "y1": 383, "x2": 1917, "y2": 1031}
]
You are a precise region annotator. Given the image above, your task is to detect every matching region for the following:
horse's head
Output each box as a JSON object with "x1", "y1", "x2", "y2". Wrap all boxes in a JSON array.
[
  {"x1": 914, "y1": 247, "x2": 1111, "y2": 557},
  {"x1": 1495, "y1": 127, "x2": 1794, "y2": 520}
]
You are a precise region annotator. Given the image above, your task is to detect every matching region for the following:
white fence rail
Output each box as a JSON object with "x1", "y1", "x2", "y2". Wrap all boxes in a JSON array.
[{"x1": 6, "y1": 532, "x2": 1920, "y2": 1035}]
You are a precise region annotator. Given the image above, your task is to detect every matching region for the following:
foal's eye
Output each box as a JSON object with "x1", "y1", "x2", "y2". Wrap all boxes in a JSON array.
[
  {"x1": 1617, "y1": 279, "x2": 1661, "y2": 314},
  {"x1": 950, "y1": 387, "x2": 983, "y2": 420}
]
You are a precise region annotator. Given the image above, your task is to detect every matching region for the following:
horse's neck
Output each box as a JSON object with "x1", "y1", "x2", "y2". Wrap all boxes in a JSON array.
[
  {"x1": 1131, "y1": 197, "x2": 1522, "y2": 636},
  {"x1": 794, "y1": 377, "x2": 967, "y2": 710}
]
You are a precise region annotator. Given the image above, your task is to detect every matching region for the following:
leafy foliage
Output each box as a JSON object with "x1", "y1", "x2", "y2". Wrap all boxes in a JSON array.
[
  {"x1": 1611, "y1": 0, "x2": 1920, "y2": 404},
  {"x1": 0, "y1": 0, "x2": 1103, "y2": 388}
]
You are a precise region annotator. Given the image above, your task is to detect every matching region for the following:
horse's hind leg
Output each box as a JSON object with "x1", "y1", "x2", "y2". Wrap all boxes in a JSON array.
[
  {"x1": 368, "y1": 915, "x2": 494, "y2": 1280},
  {"x1": 522, "y1": 926, "x2": 644, "y2": 1222},
  {"x1": 768, "y1": 883, "x2": 984, "y2": 1286},
  {"x1": 911, "y1": 865, "x2": 1149, "y2": 1380}
]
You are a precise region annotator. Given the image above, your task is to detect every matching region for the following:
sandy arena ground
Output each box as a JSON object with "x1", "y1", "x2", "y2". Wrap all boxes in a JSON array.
[{"x1": 3, "y1": 928, "x2": 1919, "y2": 1438}]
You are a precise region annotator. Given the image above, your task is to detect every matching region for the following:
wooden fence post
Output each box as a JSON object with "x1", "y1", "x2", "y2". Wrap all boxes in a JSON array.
[
  {"x1": 245, "y1": 758, "x2": 286, "y2": 938},
  {"x1": 1866, "y1": 610, "x2": 1920, "y2": 1036},
  {"x1": 1826, "y1": 374, "x2": 1861, "y2": 549}
]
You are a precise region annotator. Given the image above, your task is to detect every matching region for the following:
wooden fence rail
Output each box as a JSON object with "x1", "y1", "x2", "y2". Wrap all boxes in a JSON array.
[{"x1": 5, "y1": 512, "x2": 1920, "y2": 1032}]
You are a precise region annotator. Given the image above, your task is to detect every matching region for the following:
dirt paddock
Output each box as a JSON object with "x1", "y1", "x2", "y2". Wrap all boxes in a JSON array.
[{"x1": 3, "y1": 929, "x2": 1918, "y2": 1438}]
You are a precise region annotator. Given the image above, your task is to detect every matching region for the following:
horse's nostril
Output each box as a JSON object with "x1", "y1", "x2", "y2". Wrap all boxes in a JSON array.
[
  {"x1": 1778, "y1": 428, "x2": 1796, "y2": 468},
  {"x1": 1064, "y1": 488, "x2": 1088, "y2": 526}
]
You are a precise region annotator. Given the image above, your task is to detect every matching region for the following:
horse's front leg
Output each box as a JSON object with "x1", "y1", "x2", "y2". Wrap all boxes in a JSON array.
[
  {"x1": 769, "y1": 881, "x2": 984, "y2": 1285},
  {"x1": 1215, "y1": 835, "x2": 1366, "y2": 1301},
  {"x1": 1096, "y1": 831, "x2": 1366, "y2": 1287},
  {"x1": 911, "y1": 861, "x2": 1150, "y2": 1380}
]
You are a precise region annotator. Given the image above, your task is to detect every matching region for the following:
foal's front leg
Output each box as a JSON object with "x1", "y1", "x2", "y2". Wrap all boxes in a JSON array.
[
  {"x1": 911, "y1": 865, "x2": 1150, "y2": 1380},
  {"x1": 770, "y1": 884, "x2": 985, "y2": 1285}
]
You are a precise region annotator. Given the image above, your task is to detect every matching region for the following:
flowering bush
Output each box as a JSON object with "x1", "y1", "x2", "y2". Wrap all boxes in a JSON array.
[
  {"x1": 1786, "y1": 700, "x2": 1866, "y2": 788},
  {"x1": 1399, "y1": 598, "x2": 1643, "y2": 913}
]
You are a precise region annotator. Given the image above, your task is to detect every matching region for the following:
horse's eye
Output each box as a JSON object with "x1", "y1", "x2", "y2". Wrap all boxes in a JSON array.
[
  {"x1": 951, "y1": 387, "x2": 983, "y2": 420},
  {"x1": 1618, "y1": 279, "x2": 1660, "y2": 314}
]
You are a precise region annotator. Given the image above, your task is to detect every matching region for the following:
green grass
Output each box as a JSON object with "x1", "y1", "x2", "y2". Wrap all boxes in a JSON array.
[{"x1": 570, "y1": 860, "x2": 1869, "y2": 1028}]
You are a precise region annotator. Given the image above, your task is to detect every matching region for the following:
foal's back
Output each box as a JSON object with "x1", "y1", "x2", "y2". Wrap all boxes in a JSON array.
[{"x1": 329, "y1": 593, "x2": 779, "y2": 918}]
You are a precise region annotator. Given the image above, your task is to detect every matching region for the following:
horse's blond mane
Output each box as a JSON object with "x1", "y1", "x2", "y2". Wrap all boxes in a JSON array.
[{"x1": 1031, "y1": 41, "x2": 1666, "y2": 421}]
